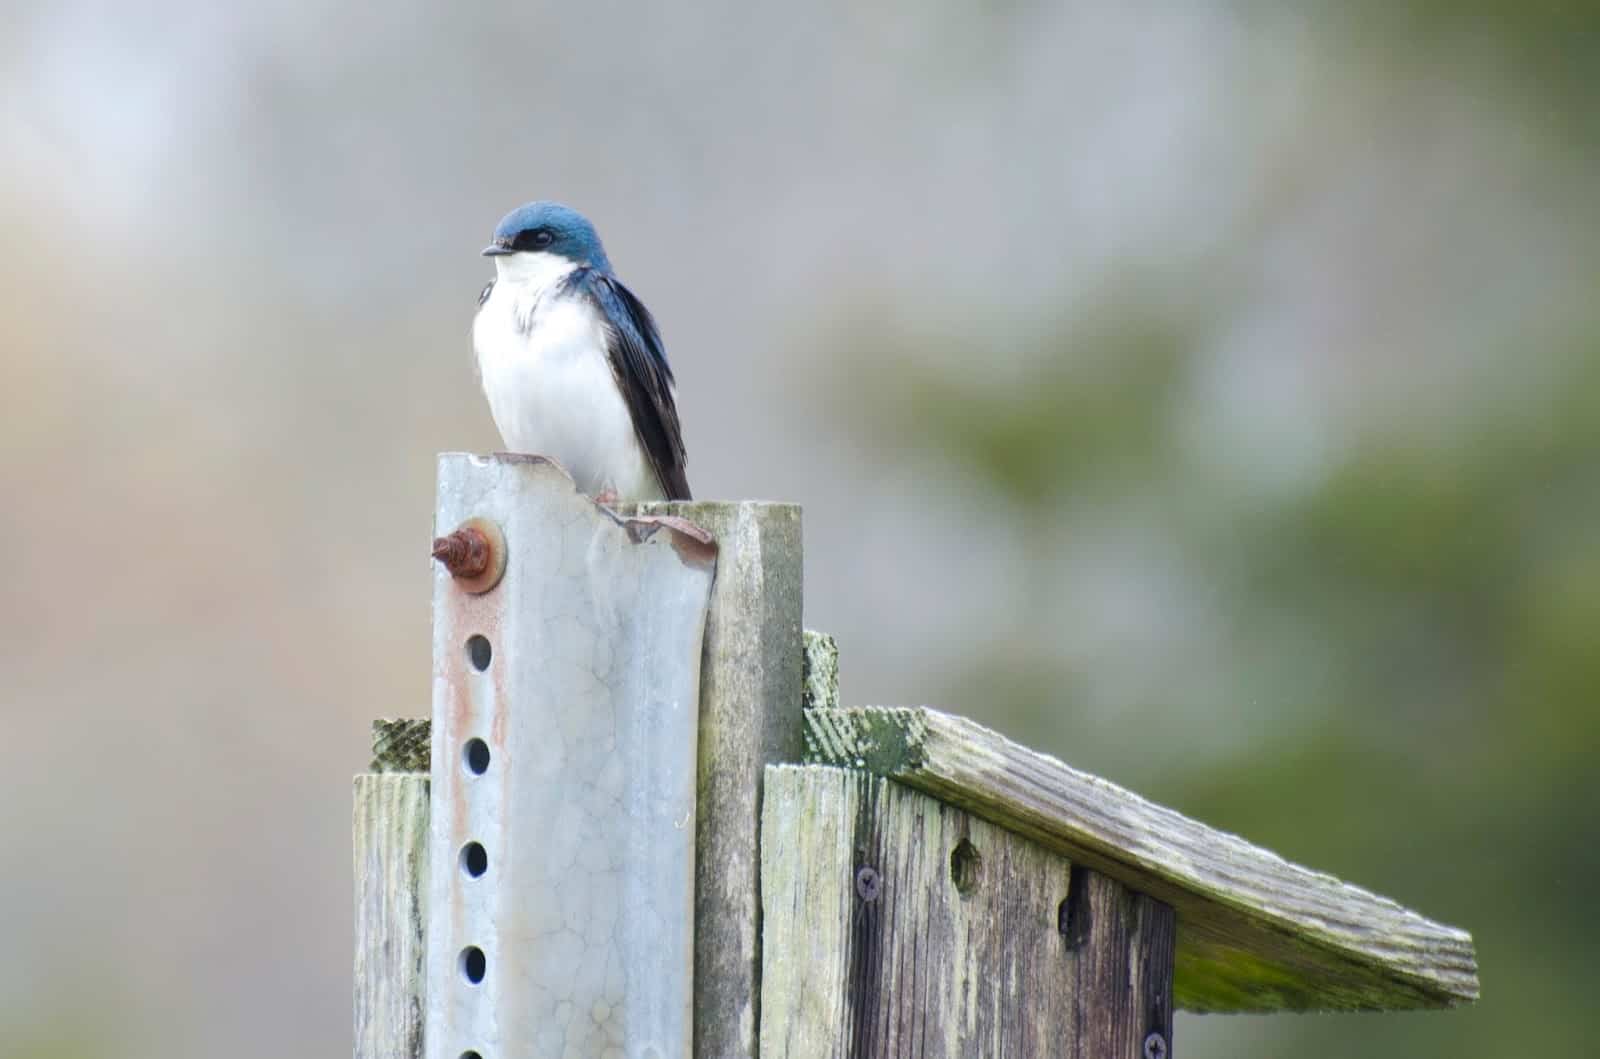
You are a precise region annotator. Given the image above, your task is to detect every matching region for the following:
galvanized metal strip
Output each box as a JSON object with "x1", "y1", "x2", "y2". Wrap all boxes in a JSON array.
[{"x1": 426, "y1": 454, "x2": 717, "y2": 1059}]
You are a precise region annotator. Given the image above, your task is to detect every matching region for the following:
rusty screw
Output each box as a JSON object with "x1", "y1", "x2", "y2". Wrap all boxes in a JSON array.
[
  {"x1": 855, "y1": 865, "x2": 881, "y2": 902},
  {"x1": 1142, "y1": 1031, "x2": 1167, "y2": 1059},
  {"x1": 431, "y1": 517, "x2": 507, "y2": 594},
  {"x1": 432, "y1": 526, "x2": 491, "y2": 578}
]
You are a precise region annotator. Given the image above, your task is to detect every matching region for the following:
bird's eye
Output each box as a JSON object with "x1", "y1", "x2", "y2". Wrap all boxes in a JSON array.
[{"x1": 514, "y1": 228, "x2": 554, "y2": 251}]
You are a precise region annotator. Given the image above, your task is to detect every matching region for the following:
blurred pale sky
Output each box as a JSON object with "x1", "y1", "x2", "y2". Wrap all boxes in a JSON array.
[{"x1": 2, "y1": 2, "x2": 1592, "y2": 1057}]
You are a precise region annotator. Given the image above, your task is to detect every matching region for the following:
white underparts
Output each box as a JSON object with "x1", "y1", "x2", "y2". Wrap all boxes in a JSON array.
[{"x1": 472, "y1": 254, "x2": 662, "y2": 501}]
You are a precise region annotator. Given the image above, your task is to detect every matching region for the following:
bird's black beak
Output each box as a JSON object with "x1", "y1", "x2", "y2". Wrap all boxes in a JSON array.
[{"x1": 482, "y1": 242, "x2": 514, "y2": 256}]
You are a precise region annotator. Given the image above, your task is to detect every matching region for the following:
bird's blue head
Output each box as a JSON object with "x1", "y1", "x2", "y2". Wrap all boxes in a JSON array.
[{"x1": 482, "y1": 201, "x2": 613, "y2": 272}]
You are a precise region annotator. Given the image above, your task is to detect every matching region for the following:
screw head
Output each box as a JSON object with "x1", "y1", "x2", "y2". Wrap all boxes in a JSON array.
[
  {"x1": 855, "y1": 865, "x2": 881, "y2": 902},
  {"x1": 432, "y1": 517, "x2": 507, "y2": 594},
  {"x1": 1142, "y1": 1031, "x2": 1167, "y2": 1059},
  {"x1": 432, "y1": 527, "x2": 490, "y2": 577}
]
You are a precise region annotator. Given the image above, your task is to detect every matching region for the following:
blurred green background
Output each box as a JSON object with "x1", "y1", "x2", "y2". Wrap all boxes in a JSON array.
[{"x1": 2, "y1": 2, "x2": 1594, "y2": 1056}]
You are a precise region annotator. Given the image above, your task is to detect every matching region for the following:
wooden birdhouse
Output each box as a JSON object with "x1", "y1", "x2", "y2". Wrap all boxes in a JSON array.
[{"x1": 353, "y1": 455, "x2": 1477, "y2": 1059}]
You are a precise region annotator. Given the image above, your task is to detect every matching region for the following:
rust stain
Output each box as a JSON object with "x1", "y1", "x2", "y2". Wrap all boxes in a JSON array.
[
  {"x1": 442, "y1": 591, "x2": 475, "y2": 849},
  {"x1": 625, "y1": 514, "x2": 719, "y2": 569},
  {"x1": 489, "y1": 595, "x2": 509, "y2": 752},
  {"x1": 437, "y1": 559, "x2": 509, "y2": 971},
  {"x1": 589, "y1": 491, "x2": 717, "y2": 569}
]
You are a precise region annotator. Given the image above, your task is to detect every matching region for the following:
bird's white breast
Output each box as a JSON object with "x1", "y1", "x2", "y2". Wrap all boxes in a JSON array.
[{"x1": 473, "y1": 255, "x2": 660, "y2": 500}]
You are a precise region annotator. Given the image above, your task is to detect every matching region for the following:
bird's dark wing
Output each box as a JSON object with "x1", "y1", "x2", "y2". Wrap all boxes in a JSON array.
[{"x1": 568, "y1": 269, "x2": 692, "y2": 500}]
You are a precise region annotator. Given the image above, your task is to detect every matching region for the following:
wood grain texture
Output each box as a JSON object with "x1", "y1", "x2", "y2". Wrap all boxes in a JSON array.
[
  {"x1": 353, "y1": 771, "x2": 429, "y2": 1059},
  {"x1": 803, "y1": 706, "x2": 1479, "y2": 1013},
  {"x1": 624, "y1": 498, "x2": 806, "y2": 1059},
  {"x1": 802, "y1": 630, "x2": 839, "y2": 711},
  {"x1": 760, "y1": 765, "x2": 1174, "y2": 1059},
  {"x1": 1069, "y1": 870, "x2": 1175, "y2": 1059},
  {"x1": 371, "y1": 718, "x2": 430, "y2": 773}
]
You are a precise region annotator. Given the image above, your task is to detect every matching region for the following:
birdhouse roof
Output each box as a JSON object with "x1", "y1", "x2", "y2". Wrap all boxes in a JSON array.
[{"x1": 803, "y1": 706, "x2": 1478, "y2": 1013}]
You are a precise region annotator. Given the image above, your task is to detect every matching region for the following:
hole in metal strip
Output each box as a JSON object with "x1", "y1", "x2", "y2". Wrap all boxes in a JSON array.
[
  {"x1": 460, "y1": 945, "x2": 486, "y2": 985},
  {"x1": 460, "y1": 841, "x2": 488, "y2": 878}
]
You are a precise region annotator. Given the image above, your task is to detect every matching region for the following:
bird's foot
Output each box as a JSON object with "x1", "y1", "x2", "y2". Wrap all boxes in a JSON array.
[{"x1": 594, "y1": 488, "x2": 620, "y2": 507}]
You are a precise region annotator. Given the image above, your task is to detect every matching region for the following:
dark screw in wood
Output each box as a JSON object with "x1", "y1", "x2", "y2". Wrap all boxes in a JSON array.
[
  {"x1": 855, "y1": 865, "x2": 881, "y2": 902},
  {"x1": 1143, "y1": 1031, "x2": 1167, "y2": 1059}
]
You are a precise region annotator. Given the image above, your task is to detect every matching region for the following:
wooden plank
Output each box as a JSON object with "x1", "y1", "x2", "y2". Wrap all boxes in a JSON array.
[
  {"x1": 803, "y1": 706, "x2": 1479, "y2": 1013},
  {"x1": 760, "y1": 765, "x2": 1175, "y2": 1058},
  {"x1": 1071, "y1": 869, "x2": 1175, "y2": 1059},
  {"x1": 801, "y1": 629, "x2": 839, "y2": 710},
  {"x1": 353, "y1": 727, "x2": 430, "y2": 1059}
]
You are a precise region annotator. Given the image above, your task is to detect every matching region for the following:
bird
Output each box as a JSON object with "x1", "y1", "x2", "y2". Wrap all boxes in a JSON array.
[{"x1": 472, "y1": 201, "x2": 691, "y2": 502}]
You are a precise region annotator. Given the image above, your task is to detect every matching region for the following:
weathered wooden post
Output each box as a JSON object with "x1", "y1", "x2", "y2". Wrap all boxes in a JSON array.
[
  {"x1": 356, "y1": 453, "x2": 1478, "y2": 1058},
  {"x1": 353, "y1": 718, "x2": 431, "y2": 1059}
]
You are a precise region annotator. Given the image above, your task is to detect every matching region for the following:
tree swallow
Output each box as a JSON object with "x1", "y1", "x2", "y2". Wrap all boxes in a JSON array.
[{"x1": 473, "y1": 201, "x2": 691, "y2": 501}]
